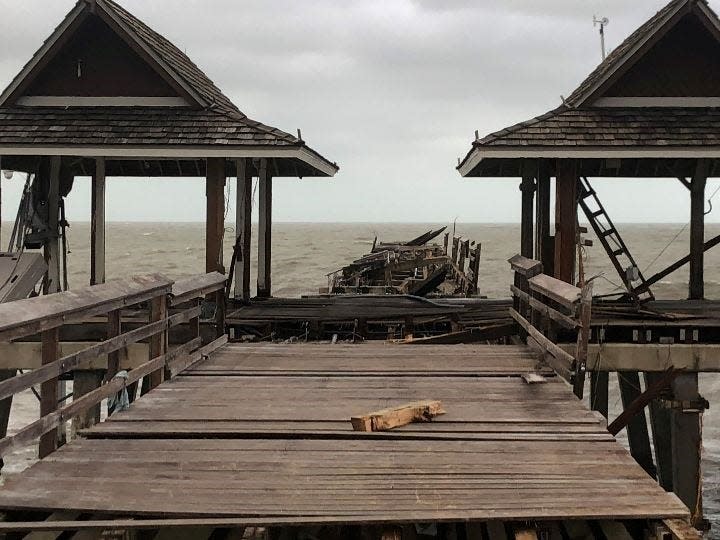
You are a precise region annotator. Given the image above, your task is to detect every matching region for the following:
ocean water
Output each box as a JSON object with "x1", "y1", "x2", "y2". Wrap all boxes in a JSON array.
[{"x1": 2, "y1": 221, "x2": 720, "y2": 532}]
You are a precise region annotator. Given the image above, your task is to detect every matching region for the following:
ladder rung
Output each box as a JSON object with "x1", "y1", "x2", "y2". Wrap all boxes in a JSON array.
[
  {"x1": 581, "y1": 189, "x2": 596, "y2": 199},
  {"x1": 591, "y1": 210, "x2": 604, "y2": 218},
  {"x1": 600, "y1": 229, "x2": 616, "y2": 237},
  {"x1": 612, "y1": 249, "x2": 625, "y2": 256}
]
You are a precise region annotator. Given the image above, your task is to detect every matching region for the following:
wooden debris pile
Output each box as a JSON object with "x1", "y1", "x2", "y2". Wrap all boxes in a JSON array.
[{"x1": 324, "y1": 227, "x2": 482, "y2": 297}]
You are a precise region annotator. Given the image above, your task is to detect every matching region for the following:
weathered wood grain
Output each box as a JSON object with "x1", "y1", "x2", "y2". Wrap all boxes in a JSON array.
[{"x1": 351, "y1": 400, "x2": 445, "y2": 431}]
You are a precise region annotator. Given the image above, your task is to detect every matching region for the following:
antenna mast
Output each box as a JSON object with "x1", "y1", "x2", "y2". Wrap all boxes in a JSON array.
[{"x1": 593, "y1": 15, "x2": 610, "y2": 60}]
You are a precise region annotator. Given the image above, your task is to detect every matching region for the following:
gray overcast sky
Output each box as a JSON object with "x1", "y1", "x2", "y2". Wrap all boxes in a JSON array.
[{"x1": 1, "y1": 0, "x2": 718, "y2": 223}]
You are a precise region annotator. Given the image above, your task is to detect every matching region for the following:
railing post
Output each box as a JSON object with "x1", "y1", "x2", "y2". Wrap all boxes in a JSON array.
[
  {"x1": 143, "y1": 293, "x2": 167, "y2": 394},
  {"x1": 215, "y1": 289, "x2": 226, "y2": 339},
  {"x1": 105, "y1": 308, "x2": 122, "y2": 414},
  {"x1": 39, "y1": 327, "x2": 60, "y2": 458}
]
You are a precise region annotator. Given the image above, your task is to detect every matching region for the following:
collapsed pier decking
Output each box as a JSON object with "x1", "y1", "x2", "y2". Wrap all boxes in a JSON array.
[{"x1": 0, "y1": 343, "x2": 689, "y2": 532}]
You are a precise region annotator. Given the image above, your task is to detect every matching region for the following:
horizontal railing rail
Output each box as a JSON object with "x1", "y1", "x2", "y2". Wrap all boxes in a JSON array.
[
  {"x1": 508, "y1": 255, "x2": 592, "y2": 398},
  {"x1": 0, "y1": 272, "x2": 227, "y2": 460}
]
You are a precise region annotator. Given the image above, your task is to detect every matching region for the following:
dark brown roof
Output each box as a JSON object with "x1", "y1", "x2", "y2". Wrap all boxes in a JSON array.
[
  {"x1": 0, "y1": 0, "x2": 338, "y2": 175},
  {"x1": 459, "y1": 0, "x2": 720, "y2": 177},
  {"x1": 0, "y1": 107, "x2": 302, "y2": 147},
  {"x1": 458, "y1": 106, "x2": 720, "y2": 174},
  {"x1": 472, "y1": 106, "x2": 720, "y2": 148}
]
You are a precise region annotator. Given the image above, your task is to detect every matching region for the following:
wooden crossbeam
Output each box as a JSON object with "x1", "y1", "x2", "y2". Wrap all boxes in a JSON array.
[
  {"x1": 351, "y1": 400, "x2": 445, "y2": 432},
  {"x1": 608, "y1": 367, "x2": 682, "y2": 436}
]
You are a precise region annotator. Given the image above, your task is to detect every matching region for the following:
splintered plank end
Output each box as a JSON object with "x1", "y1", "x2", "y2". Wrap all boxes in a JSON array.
[
  {"x1": 351, "y1": 400, "x2": 446, "y2": 432},
  {"x1": 522, "y1": 373, "x2": 547, "y2": 385}
]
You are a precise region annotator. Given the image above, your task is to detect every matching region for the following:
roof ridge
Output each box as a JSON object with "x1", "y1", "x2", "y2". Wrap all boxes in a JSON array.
[{"x1": 566, "y1": 0, "x2": 695, "y2": 107}]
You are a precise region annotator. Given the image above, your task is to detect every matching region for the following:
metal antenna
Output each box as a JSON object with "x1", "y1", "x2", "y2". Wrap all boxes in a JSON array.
[{"x1": 593, "y1": 15, "x2": 610, "y2": 60}]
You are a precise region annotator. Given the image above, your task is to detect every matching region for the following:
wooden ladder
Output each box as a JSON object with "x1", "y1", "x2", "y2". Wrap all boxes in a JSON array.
[{"x1": 578, "y1": 177, "x2": 654, "y2": 303}]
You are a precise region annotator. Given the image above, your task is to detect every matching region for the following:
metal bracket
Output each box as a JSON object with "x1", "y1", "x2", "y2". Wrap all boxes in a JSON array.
[{"x1": 658, "y1": 397, "x2": 709, "y2": 413}]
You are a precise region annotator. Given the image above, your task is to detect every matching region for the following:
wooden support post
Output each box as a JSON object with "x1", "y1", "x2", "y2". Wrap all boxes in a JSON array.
[
  {"x1": 443, "y1": 233, "x2": 449, "y2": 255},
  {"x1": 645, "y1": 372, "x2": 674, "y2": 492},
  {"x1": 520, "y1": 165, "x2": 535, "y2": 258},
  {"x1": 44, "y1": 157, "x2": 62, "y2": 294},
  {"x1": 535, "y1": 160, "x2": 552, "y2": 273},
  {"x1": 0, "y1": 157, "x2": 3, "y2": 243},
  {"x1": 257, "y1": 159, "x2": 272, "y2": 298},
  {"x1": 215, "y1": 289, "x2": 226, "y2": 339},
  {"x1": 234, "y1": 158, "x2": 252, "y2": 302},
  {"x1": 458, "y1": 240, "x2": 467, "y2": 271},
  {"x1": 206, "y1": 158, "x2": 226, "y2": 275},
  {"x1": 0, "y1": 370, "x2": 13, "y2": 469},
  {"x1": 590, "y1": 371, "x2": 609, "y2": 419},
  {"x1": 44, "y1": 157, "x2": 65, "y2": 447},
  {"x1": 618, "y1": 371, "x2": 656, "y2": 478},
  {"x1": 451, "y1": 237, "x2": 460, "y2": 263},
  {"x1": 554, "y1": 159, "x2": 577, "y2": 284},
  {"x1": 72, "y1": 370, "x2": 102, "y2": 431},
  {"x1": 106, "y1": 309, "x2": 121, "y2": 380},
  {"x1": 39, "y1": 327, "x2": 59, "y2": 458},
  {"x1": 142, "y1": 295, "x2": 167, "y2": 394},
  {"x1": 90, "y1": 157, "x2": 106, "y2": 286},
  {"x1": 689, "y1": 159, "x2": 709, "y2": 300},
  {"x1": 671, "y1": 372, "x2": 703, "y2": 525}
]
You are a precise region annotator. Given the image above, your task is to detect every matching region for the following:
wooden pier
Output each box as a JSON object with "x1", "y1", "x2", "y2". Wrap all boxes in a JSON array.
[{"x1": 0, "y1": 266, "x2": 702, "y2": 539}]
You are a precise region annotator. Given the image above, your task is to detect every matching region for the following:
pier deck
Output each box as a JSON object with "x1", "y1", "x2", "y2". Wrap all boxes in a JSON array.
[{"x1": 0, "y1": 343, "x2": 689, "y2": 532}]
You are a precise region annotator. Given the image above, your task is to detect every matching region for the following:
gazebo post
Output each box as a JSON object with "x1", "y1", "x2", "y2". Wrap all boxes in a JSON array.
[
  {"x1": 44, "y1": 157, "x2": 62, "y2": 295},
  {"x1": 257, "y1": 159, "x2": 272, "y2": 298},
  {"x1": 520, "y1": 161, "x2": 536, "y2": 258},
  {"x1": 90, "y1": 157, "x2": 106, "y2": 285},
  {"x1": 671, "y1": 372, "x2": 703, "y2": 526},
  {"x1": 535, "y1": 160, "x2": 552, "y2": 274},
  {"x1": 554, "y1": 159, "x2": 578, "y2": 284},
  {"x1": 205, "y1": 158, "x2": 226, "y2": 274},
  {"x1": 235, "y1": 158, "x2": 252, "y2": 301},
  {"x1": 689, "y1": 159, "x2": 709, "y2": 300}
]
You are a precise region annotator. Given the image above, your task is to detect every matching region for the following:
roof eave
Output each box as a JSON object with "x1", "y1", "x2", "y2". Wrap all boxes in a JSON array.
[
  {"x1": 459, "y1": 145, "x2": 720, "y2": 177},
  {"x1": 0, "y1": 144, "x2": 339, "y2": 177}
]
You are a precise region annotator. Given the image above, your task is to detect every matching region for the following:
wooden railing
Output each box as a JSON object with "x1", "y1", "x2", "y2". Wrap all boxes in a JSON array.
[
  {"x1": 508, "y1": 255, "x2": 592, "y2": 398},
  {"x1": 0, "y1": 272, "x2": 227, "y2": 459}
]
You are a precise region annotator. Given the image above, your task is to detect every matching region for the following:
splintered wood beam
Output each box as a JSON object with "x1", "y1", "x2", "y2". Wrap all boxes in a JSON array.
[
  {"x1": 350, "y1": 400, "x2": 445, "y2": 432},
  {"x1": 528, "y1": 274, "x2": 581, "y2": 310},
  {"x1": 663, "y1": 519, "x2": 702, "y2": 540},
  {"x1": 521, "y1": 373, "x2": 546, "y2": 385}
]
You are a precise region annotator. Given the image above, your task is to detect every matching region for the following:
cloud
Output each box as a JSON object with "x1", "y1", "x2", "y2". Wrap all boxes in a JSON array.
[{"x1": 0, "y1": 0, "x2": 708, "y2": 224}]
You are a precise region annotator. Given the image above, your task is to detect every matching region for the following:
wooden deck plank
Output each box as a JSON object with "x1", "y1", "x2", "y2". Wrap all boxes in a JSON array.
[{"x1": 0, "y1": 342, "x2": 689, "y2": 526}]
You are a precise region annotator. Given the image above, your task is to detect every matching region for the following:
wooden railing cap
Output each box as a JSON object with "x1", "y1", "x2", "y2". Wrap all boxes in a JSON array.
[
  {"x1": 0, "y1": 274, "x2": 174, "y2": 343},
  {"x1": 170, "y1": 272, "x2": 227, "y2": 306},
  {"x1": 508, "y1": 254, "x2": 543, "y2": 278}
]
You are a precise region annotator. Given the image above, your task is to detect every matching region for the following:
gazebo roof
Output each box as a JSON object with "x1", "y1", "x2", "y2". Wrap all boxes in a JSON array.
[
  {"x1": 459, "y1": 0, "x2": 720, "y2": 178},
  {"x1": 0, "y1": 0, "x2": 338, "y2": 177}
]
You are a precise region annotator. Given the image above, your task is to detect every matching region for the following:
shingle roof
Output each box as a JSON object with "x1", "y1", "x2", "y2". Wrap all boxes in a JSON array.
[
  {"x1": 472, "y1": 107, "x2": 720, "y2": 148},
  {"x1": 459, "y1": 0, "x2": 720, "y2": 176},
  {"x1": 0, "y1": 0, "x2": 338, "y2": 175},
  {"x1": 0, "y1": 107, "x2": 301, "y2": 147},
  {"x1": 565, "y1": 0, "x2": 695, "y2": 106}
]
